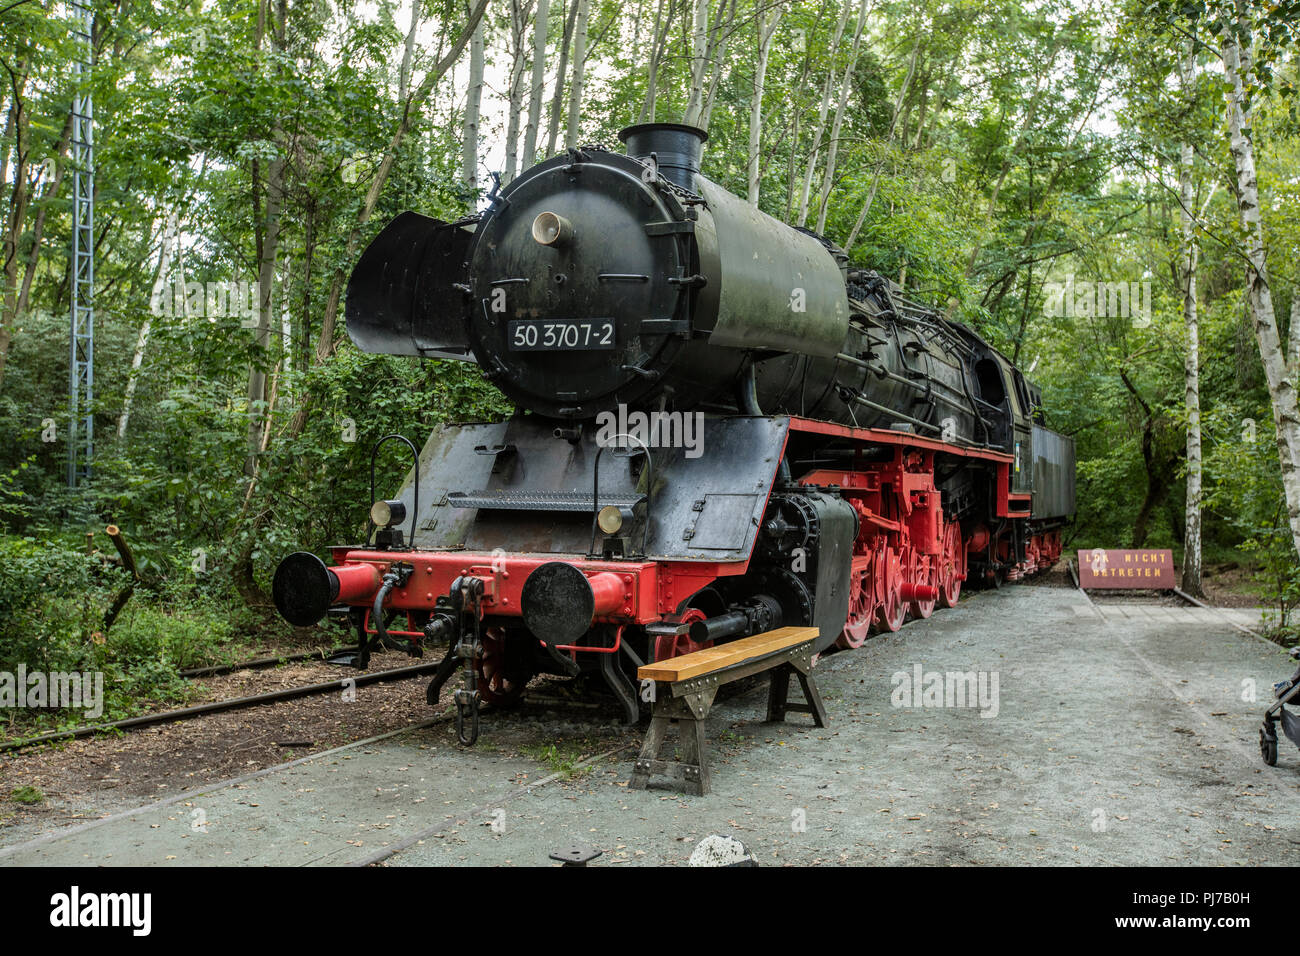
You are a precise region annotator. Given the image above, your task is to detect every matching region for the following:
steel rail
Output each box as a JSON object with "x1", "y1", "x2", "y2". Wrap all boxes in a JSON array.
[
  {"x1": 1, "y1": 660, "x2": 443, "y2": 752},
  {"x1": 179, "y1": 646, "x2": 360, "y2": 678}
]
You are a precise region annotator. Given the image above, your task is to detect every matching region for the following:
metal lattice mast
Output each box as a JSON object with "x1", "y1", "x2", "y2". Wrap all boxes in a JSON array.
[{"x1": 67, "y1": 0, "x2": 94, "y2": 488}]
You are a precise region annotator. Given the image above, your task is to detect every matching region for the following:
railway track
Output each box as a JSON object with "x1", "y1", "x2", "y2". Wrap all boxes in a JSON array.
[
  {"x1": 0, "y1": 659, "x2": 443, "y2": 753},
  {"x1": 0, "y1": 638, "x2": 754, "y2": 754},
  {"x1": 1067, "y1": 558, "x2": 1270, "y2": 644},
  {"x1": 178, "y1": 645, "x2": 359, "y2": 678}
]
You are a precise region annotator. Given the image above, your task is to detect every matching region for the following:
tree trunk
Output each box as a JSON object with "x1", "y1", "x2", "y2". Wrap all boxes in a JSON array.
[
  {"x1": 1222, "y1": 23, "x2": 1300, "y2": 561},
  {"x1": 119, "y1": 219, "x2": 176, "y2": 438},
  {"x1": 503, "y1": 0, "x2": 532, "y2": 183},
  {"x1": 16, "y1": 111, "x2": 73, "y2": 320},
  {"x1": 1121, "y1": 370, "x2": 1171, "y2": 549},
  {"x1": 246, "y1": 0, "x2": 288, "y2": 476},
  {"x1": 398, "y1": 0, "x2": 421, "y2": 102},
  {"x1": 546, "y1": 0, "x2": 580, "y2": 155},
  {"x1": 522, "y1": 0, "x2": 549, "y2": 169},
  {"x1": 681, "y1": 0, "x2": 711, "y2": 127},
  {"x1": 637, "y1": 0, "x2": 672, "y2": 123},
  {"x1": 462, "y1": 10, "x2": 486, "y2": 190},
  {"x1": 814, "y1": 0, "x2": 868, "y2": 234},
  {"x1": 0, "y1": 69, "x2": 31, "y2": 386},
  {"x1": 698, "y1": 0, "x2": 737, "y2": 129},
  {"x1": 843, "y1": 34, "x2": 920, "y2": 251},
  {"x1": 1178, "y1": 40, "x2": 1203, "y2": 596},
  {"x1": 796, "y1": 0, "x2": 851, "y2": 227},
  {"x1": 564, "y1": 0, "x2": 590, "y2": 149},
  {"x1": 1290, "y1": 294, "x2": 1300, "y2": 386},
  {"x1": 747, "y1": 5, "x2": 782, "y2": 206},
  {"x1": 248, "y1": 148, "x2": 285, "y2": 472}
]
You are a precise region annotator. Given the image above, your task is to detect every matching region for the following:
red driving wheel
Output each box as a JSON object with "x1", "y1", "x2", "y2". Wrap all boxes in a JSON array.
[
  {"x1": 653, "y1": 608, "x2": 712, "y2": 661},
  {"x1": 477, "y1": 626, "x2": 525, "y2": 706},
  {"x1": 876, "y1": 543, "x2": 905, "y2": 633},
  {"x1": 907, "y1": 548, "x2": 937, "y2": 620},
  {"x1": 837, "y1": 561, "x2": 874, "y2": 649},
  {"x1": 937, "y1": 521, "x2": 964, "y2": 609}
]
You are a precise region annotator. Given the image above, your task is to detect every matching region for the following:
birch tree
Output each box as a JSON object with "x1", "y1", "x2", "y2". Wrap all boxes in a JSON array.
[
  {"x1": 1219, "y1": 11, "x2": 1300, "y2": 561},
  {"x1": 398, "y1": 0, "x2": 422, "y2": 102},
  {"x1": 521, "y1": 0, "x2": 549, "y2": 168},
  {"x1": 502, "y1": 0, "x2": 534, "y2": 182},
  {"x1": 681, "y1": 0, "x2": 711, "y2": 127},
  {"x1": 813, "y1": 0, "x2": 868, "y2": 233},
  {"x1": 545, "y1": 0, "x2": 580, "y2": 155},
  {"x1": 637, "y1": 0, "x2": 674, "y2": 123},
  {"x1": 119, "y1": 219, "x2": 176, "y2": 438},
  {"x1": 1177, "y1": 39, "x2": 1204, "y2": 595},
  {"x1": 462, "y1": 10, "x2": 486, "y2": 190},
  {"x1": 747, "y1": 4, "x2": 784, "y2": 206},
  {"x1": 697, "y1": 0, "x2": 737, "y2": 129},
  {"x1": 564, "y1": 0, "x2": 590, "y2": 148},
  {"x1": 0, "y1": 63, "x2": 31, "y2": 386},
  {"x1": 796, "y1": 0, "x2": 851, "y2": 226},
  {"x1": 247, "y1": 0, "x2": 289, "y2": 471}
]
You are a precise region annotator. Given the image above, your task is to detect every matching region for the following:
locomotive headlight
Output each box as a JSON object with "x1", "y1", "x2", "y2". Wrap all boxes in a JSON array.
[
  {"x1": 370, "y1": 499, "x2": 407, "y2": 528},
  {"x1": 597, "y1": 504, "x2": 630, "y2": 535},
  {"x1": 531, "y1": 211, "x2": 573, "y2": 247}
]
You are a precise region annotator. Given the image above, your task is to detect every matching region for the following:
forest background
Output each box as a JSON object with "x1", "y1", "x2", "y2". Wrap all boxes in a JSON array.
[{"x1": 1, "y1": 0, "x2": 1297, "y2": 726}]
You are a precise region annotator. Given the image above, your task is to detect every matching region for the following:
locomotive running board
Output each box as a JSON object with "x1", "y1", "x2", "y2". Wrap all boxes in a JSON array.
[{"x1": 447, "y1": 490, "x2": 644, "y2": 512}]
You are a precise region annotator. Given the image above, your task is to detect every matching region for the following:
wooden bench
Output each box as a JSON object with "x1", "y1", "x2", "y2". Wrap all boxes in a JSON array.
[{"x1": 629, "y1": 626, "x2": 827, "y2": 796}]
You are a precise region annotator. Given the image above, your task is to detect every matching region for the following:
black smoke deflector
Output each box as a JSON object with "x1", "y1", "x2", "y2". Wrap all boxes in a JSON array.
[{"x1": 345, "y1": 210, "x2": 476, "y2": 361}]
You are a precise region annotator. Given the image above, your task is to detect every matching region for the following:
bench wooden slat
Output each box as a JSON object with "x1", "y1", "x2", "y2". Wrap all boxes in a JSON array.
[{"x1": 637, "y1": 626, "x2": 819, "y2": 683}]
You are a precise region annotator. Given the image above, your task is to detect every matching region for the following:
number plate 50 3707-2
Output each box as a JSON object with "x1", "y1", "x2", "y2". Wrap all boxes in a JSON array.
[{"x1": 507, "y1": 319, "x2": 616, "y2": 351}]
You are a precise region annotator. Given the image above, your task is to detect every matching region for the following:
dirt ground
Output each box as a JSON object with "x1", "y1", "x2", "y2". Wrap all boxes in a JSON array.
[
  {"x1": 1201, "y1": 563, "x2": 1279, "y2": 609},
  {"x1": 0, "y1": 649, "x2": 441, "y2": 830}
]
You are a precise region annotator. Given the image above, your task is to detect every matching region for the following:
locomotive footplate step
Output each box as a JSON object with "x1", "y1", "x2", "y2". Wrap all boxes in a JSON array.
[{"x1": 629, "y1": 626, "x2": 823, "y2": 796}]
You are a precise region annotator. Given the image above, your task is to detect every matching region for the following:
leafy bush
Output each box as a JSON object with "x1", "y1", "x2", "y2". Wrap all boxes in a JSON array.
[
  {"x1": 1203, "y1": 404, "x2": 1300, "y2": 637},
  {"x1": 0, "y1": 536, "x2": 255, "y2": 734}
]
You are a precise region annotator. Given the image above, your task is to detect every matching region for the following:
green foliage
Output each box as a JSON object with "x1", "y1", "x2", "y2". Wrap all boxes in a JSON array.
[
  {"x1": 1203, "y1": 406, "x2": 1300, "y2": 633},
  {"x1": 0, "y1": 536, "x2": 253, "y2": 734},
  {"x1": 10, "y1": 786, "x2": 43, "y2": 805}
]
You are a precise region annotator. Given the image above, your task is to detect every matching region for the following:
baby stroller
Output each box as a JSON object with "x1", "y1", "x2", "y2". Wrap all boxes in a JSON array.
[{"x1": 1260, "y1": 647, "x2": 1300, "y2": 766}]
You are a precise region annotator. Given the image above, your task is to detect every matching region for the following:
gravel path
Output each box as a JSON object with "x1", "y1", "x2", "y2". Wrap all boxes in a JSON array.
[{"x1": 2, "y1": 584, "x2": 1295, "y2": 866}]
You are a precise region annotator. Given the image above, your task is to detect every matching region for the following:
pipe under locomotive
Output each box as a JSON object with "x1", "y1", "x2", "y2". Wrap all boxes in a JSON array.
[{"x1": 271, "y1": 123, "x2": 1076, "y2": 744}]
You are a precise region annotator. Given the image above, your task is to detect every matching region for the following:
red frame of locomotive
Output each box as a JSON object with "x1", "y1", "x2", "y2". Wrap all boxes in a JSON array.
[{"x1": 327, "y1": 416, "x2": 1063, "y2": 658}]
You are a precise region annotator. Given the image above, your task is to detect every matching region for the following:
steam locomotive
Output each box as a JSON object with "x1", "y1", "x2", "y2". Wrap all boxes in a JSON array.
[{"x1": 271, "y1": 123, "x2": 1075, "y2": 744}]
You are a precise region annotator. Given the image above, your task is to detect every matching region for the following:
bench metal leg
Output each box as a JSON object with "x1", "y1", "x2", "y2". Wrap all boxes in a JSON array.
[
  {"x1": 796, "y1": 669, "x2": 828, "y2": 728},
  {"x1": 628, "y1": 693, "x2": 714, "y2": 796},
  {"x1": 681, "y1": 716, "x2": 711, "y2": 795},
  {"x1": 766, "y1": 665, "x2": 792, "y2": 722},
  {"x1": 629, "y1": 715, "x2": 670, "y2": 791},
  {"x1": 766, "y1": 662, "x2": 828, "y2": 728}
]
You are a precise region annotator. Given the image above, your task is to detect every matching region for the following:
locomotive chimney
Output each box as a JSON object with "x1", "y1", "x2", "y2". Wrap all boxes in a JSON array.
[{"x1": 618, "y1": 123, "x2": 708, "y2": 191}]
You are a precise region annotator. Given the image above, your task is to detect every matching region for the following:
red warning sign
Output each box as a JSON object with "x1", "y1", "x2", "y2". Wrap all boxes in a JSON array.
[{"x1": 1077, "y1": 549, "x2": 1175, "y2": 589}]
